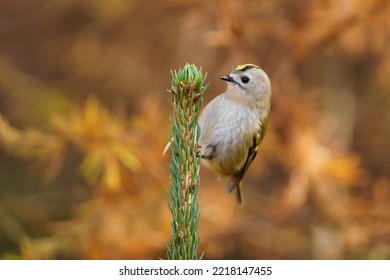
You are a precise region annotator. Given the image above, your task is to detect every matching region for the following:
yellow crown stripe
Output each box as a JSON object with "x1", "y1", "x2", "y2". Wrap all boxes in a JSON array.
[{"x1": 235, "y1": 64, "x2": 259, "y2": 71}]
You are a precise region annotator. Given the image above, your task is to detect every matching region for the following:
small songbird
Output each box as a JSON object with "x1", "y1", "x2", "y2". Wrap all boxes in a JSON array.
[{"x1": 198, "y1": 64, "x2": 271, "y2": 204}]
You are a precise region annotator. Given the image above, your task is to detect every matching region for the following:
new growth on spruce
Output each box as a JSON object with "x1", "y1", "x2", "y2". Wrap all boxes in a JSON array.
[{"x1": 166, "y1": 63, "x2": 208, "y2": 260}]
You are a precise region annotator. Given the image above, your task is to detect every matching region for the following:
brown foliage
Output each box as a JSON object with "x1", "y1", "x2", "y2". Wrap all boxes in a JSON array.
[{"x1": 0, "y1": 0, "x2": 390, "y2": 259}]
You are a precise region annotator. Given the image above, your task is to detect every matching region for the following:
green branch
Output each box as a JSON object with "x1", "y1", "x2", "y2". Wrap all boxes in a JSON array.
[{"x1": 166, "y1": 63, "x2": 208, "y2": 260}]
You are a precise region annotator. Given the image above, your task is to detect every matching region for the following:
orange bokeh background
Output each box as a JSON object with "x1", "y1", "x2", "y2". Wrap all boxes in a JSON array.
[{"x1": 1, "y1": 0, "x2": 390, "y2": 259}]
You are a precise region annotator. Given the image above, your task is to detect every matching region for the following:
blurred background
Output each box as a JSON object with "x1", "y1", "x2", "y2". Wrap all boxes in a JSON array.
[{"x1": 1, "y1": 0, "x2": 390, "y2": 260}]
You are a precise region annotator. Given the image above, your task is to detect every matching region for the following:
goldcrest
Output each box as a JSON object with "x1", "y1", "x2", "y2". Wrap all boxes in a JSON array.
[{"x1": 199, "y1": 64, "x2": 271, "y2": 204}]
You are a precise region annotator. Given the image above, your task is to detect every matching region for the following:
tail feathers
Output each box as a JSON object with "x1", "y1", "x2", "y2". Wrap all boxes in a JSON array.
[{"x1": 227, "y1": 176, "x2": 243, "y2": 204}]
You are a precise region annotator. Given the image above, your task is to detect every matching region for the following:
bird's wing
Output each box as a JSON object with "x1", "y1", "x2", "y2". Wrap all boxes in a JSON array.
[
  {"x1": 226, "y1": 118, "x2": 268, "y2": 203},
  {"x1": 243, "y1": 117, "x2": 269, "y2": 175}
]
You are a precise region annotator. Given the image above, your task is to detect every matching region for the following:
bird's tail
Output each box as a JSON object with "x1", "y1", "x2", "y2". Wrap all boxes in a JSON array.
[{"x1": 227, "y1": 175, "x2": 243, "y2": 204}]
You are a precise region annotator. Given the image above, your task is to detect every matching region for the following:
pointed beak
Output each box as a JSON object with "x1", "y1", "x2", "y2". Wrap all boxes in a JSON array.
[{"x1": 220, "y1": 75, "x2": 235, "y2": 83}]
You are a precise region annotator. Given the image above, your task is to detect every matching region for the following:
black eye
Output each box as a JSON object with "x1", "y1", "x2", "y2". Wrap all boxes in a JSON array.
[{"x1": 241, "y1": 76, "x2": 250, "y2": 84}]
